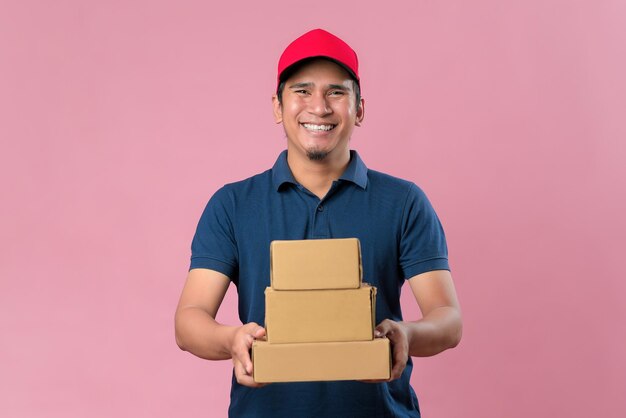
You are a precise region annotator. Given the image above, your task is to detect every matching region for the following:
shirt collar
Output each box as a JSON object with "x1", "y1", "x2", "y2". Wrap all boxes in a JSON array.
[
  {"x1": 271, "y1": 150, "x2": 368, "y2": 191},
  {"x1": 340, "y1": 150, "x2": 369, "y2": 189}
]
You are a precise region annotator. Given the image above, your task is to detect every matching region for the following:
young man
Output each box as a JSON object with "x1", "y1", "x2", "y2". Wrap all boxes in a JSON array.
[{"x1": 175, "y1": 29, "x2": 462, "y2": 417}]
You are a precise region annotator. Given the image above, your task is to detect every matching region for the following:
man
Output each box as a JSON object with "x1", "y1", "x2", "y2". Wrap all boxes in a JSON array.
[{"x1": 175, "y1": 29, "x2": 462, "y2": 417}]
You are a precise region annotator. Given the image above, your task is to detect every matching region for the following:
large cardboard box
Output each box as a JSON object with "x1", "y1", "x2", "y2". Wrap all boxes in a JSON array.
[
  {"x1": 252, "y1": 338, "x2": 391, "y2": 383},
  {"x1": 270, "y1": 238, "x2": 362, "y2": 290},
  {"x1": 265, "y1": 284, "x2": 376, "y2": 344}
]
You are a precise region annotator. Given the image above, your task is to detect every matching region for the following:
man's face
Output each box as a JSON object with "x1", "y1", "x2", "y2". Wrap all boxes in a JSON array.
[{"x1": 273, "y1": 59, "x2": 364, "y2": 162}]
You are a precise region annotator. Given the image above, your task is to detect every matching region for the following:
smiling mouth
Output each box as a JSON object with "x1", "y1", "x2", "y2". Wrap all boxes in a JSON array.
[{"x1": 301, "y1": 123, "x2": 337, "y2": 132}]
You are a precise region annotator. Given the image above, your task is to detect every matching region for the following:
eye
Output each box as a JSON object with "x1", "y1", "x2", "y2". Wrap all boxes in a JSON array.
[
  {"x1": 294, "y1": 89, "x2": 309, "y2": 95},
  {"x1": 329, "y1": 90, "x2": 345, "y2": 96}
]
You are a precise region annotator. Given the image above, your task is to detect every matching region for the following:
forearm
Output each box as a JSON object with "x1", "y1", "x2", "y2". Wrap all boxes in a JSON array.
[
  {"x1": 175, "y1": 306, "x2": 237, "y2": 360},
  {"x1": 403, "y1": 306, "x2": 462, "y2": 357}
]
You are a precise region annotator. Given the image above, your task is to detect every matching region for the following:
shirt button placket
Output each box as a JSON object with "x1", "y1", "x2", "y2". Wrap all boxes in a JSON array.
[{"x1": 313, "y1": 202, "x2": 330, "y2": 238}]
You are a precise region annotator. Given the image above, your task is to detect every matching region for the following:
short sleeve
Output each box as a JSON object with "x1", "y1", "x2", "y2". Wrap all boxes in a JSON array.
[
  {"x1": 189, "y1": 187, "x2": 239, "y2": 279},
  {"x1": 399, "y1": 183, "x2": 450, "y2": 279}
]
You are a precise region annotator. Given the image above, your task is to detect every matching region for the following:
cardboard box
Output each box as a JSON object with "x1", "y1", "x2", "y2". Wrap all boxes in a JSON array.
[
  {"x1": 265, "y1": 284, "x2": 376, "y2": 343},
  {"x1": 252, "y1": 338, "x2": 391, "y2": 383},
  {"x1": 270, "y1": 238, "x2": 362, "y2": 290}
]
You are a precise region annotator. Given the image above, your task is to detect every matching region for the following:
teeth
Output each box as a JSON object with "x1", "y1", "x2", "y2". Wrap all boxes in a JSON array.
[{"x1": 302, "y1": 123, "x2": 335, "y2": 131}]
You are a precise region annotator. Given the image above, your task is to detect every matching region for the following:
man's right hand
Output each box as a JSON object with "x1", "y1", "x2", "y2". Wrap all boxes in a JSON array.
[
  {"x1": 175, "y1": 270, "x2": 269, "y2": 388},
  {"x1": 230, "y1": 322, "x2": 267, "y2": 388}
]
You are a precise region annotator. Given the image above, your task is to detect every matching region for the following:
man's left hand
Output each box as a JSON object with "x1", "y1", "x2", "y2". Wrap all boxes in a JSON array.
[{"x1": 375, "y1": 319, "x2": 409, "y2": 381}]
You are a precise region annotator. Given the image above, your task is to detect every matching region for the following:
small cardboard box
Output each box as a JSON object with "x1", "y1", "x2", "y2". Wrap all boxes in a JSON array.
[
  {"x1": 270, "y1": 238, "x2": 362, "y2": 290},
  {"x1": 265, "y1": 284, "x2": 376, "y2": 344},
  {"x1": 252, "y1": 338, "x2": 391, "y2": 383}
]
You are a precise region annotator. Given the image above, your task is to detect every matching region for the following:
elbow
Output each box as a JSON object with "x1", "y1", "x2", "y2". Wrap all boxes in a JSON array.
[
  {"x1": 447, "y1": 315, "x2": 463, "y2": 349},
  {"x1": 448, "y1": 325, "x2": 462, "y2": 349},
  {"x1": 174, "y1": 313, "x2": 189, "y2": 352},
  {"x1": 175, "y1": 329, "x2": 186, "y2": 351},
  {"x1": 175, "y1": 332, "x2": 187, "y2": 351}
]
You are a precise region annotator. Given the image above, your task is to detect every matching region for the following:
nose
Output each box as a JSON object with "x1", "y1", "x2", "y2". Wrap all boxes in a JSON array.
[{"x1": 307, "y1": 91, "x2": 332, "y2": 116}]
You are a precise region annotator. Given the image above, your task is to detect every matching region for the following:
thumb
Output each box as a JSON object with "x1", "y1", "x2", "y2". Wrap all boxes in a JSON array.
[
  {"x1": 375, "y1": 320, "x2": 390, "y2": 338},
  {"x1": 253, "y1": 326, "x2": 266, "y2": 339},
  {"x1": 243, "y1": 322, "x2": 262, "y2": 336}
]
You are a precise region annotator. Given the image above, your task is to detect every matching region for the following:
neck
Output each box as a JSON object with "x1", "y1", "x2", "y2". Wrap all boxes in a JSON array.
[{"x1": 287, "y1": 148, "x2": 351, "y2": 199}]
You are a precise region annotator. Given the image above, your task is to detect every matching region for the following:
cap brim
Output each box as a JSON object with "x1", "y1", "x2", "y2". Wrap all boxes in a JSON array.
[{"x1": 278, "y1": 56, "x2": 360, "y2": 89}]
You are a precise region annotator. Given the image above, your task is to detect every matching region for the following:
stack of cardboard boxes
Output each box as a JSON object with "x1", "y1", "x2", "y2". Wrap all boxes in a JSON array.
[{"x1": 252, "y1": 238, "x2": 391, "y2": 383}]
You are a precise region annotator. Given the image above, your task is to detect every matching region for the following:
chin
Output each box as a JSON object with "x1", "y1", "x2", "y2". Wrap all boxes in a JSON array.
[{"x1": 306, "y1": 150, "x2": 329, "y2": 161}]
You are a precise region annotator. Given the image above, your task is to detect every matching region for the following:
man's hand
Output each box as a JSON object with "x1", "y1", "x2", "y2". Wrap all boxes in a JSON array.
[
  {"x1": 230, "y1": 322, "x2": 267, "y2": 388},
  {"x1": 375, "y1": 319, "x2": 409, "y2": 381}
]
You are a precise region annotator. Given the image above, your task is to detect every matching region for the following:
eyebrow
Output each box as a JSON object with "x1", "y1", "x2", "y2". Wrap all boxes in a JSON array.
[
  {"x1": 288, "y1": 82, "x2": 314, "y2": 89},
  {"x1": 328, "y1": 84, "x2": 350, "y2": 91},
  {"x1": 288, "y1": 82, "x2": 351, "y2": 91}
]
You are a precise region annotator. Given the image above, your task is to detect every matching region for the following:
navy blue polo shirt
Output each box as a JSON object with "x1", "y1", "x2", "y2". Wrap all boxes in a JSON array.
[{"x1": 190, "y1": 150, "x2": 449, "y2": 418}]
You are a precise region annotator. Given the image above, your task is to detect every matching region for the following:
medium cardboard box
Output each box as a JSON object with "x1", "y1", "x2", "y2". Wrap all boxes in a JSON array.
[
  {"x1": 265, "y1": 284, "x2": 376, "y2": 343},
  {"x1": 252, "y1": 338, "x2": 391, "y2": 383},
  {"x1": 270, "y1": 238, "x2": 362, "y2": 290}
]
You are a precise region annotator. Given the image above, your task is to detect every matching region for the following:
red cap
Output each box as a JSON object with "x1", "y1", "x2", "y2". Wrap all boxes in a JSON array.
[{"x1": 277, "y1": 29, "x2": 359, "y2": 91}]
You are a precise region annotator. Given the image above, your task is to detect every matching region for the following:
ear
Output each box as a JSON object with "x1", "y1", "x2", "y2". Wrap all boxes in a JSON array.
[
  {"x1": 355, "y1": 97, "x2": 365, "y2": 127},
  {"x1": 272, "y1": 94, "x2": 283, "y2": 124}
]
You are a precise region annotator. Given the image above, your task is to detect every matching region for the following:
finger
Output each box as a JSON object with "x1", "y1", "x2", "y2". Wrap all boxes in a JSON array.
[
  {"x1": 241, "y1": 348, "x2": 253, "y2": 375},
  {"x1": 234, "y1": 361, "x2": 267, "y2": 388},
  {"x1": 242, "y1": 322, "x2": 260, "y2": 335},
  {"x1": 233, "y1": 339, "x2": 254, "y2": 374},
  {"x1": 233, "y1": 358, "x2": 249, "y2": 382},
  {"x1": 253, "y1": 326, "x2": 266, "y2": 339},
  {"x1": 241, "y1": 323, "x2": 266, "y2": 342},
  {"x1": 390, "y1": 344, "x2": 407, "y2": 380},
  {"x1": 233, "y1": 354, "x2": 251, "y2": 378},
  {"x1": 390, "y1": 360, "x2": 405, "y2": 380},
  {"x1": 375, "y1": 319, "x2": 392, "y2": 337},
  {"x1": 237, "y1": 372, "x2": 267, "y2": 388},
  {"x1": 390, "y1": 362, "x2": 406, "y2": 380},
  {"x1": 232, "y1": 346, "x2": 267, "y2": 388}
]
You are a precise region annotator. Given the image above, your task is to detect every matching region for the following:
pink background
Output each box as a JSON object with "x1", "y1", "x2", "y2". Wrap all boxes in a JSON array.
[{"x1": 1, "y1": 1, "x2": 625, "y2": 417}]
